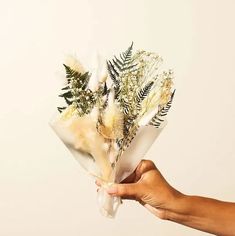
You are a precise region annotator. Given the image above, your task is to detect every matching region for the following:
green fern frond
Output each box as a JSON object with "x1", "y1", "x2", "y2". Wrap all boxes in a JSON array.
[
  {"x1": 136, "y1": 81, "x2": 154, "y2": 104},
  {"x1": 159, "y1": 89, "x2": 175, "y2": 116},
  {"x1": 149, "y1": 115, "x2": 164, "y2": 128},
  {"x1": 106, "y1": 42, "x2": 135, "y2": 88},
  {"x1": 63, "y1": 64, "x2": 80, "y2": 78},
  {"x1": 107, "y1": 60, "x2": 120, "y2": 87},
  {"x1": 64, "y1": 96, "x2": 73, "y2": 105},
  {"x1": 63, "y1": 64, "x2": 90, "y2": 89},
  {"x1": 57, "y1": 64, "x2": 97, "y2": 115},
  {"x1": 102, "y1": 82, "x2": 108, "y2": 96},
  {"x1": 149, "y1": 89, "x2": 175, "y2": 128}
]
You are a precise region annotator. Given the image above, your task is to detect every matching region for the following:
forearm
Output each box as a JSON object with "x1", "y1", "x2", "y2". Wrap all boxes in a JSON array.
[{"x1": 165, "y1": 194, "x2": 235, "y2": 235}]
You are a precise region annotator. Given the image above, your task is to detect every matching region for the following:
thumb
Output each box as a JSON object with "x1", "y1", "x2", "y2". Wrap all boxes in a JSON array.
[{"x1": 106, "y1": 183, "x2": 140, "y2": 200}]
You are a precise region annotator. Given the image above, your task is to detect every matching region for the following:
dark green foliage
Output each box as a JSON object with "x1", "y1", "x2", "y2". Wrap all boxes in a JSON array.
[
  {"x1": 57, "y1": 64, "x2": 93, "y2": 114},
  {"x1": 63, "y1": 64, "x2": 89, "y2": 88},
  {"x1": 136, "y1": 81, "x2": 154, "y2": 104},
  {"x1": 57, "y1": 106, "x2": 67, "y2": 113},
  {"x1": 105, "y1": 43, "x2": 141, "y2": 137},
  {"x1": 56, "y1": 43, "x2": 175, "y2": 159},
  {"x1": 149, "y1": 89, "x2": 175, "y2": 128},
  {"x1": 149, "y1": 115, "x2": 164, "y2": 128},
  {"x1": 62, "y1": 86, "x2": 70, "y2": 90},
  {"x1": 106, "y1": 42, "x2": 136, "y2": 94},
  {"x1": 102, "y1": 82, "x2": 108, "y2": 96},
  {"x1": 59, "y1": 91, "x2": 73, "y2": 98}
]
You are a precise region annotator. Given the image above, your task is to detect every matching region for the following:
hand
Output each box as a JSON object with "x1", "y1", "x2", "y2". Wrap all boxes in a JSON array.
[
  {"x1": 96, "y1": 160, "x2": 235, "y2": 235},
  {"x1": 96, "y1": 159, "x2": 183, "y2": 219}
]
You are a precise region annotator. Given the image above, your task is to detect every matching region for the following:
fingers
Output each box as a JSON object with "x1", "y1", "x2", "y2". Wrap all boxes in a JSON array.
[
  {"x1": 134, "y1": 159, "x2": 156, "y2": 181},
  {"x1": 95, "y1": 179, "x2": 140, "y2": 200},
  {"x1": 95, "y1": 160, "x2": 156, "y2": 186},
  {"x1": 106, "y1": 183, "x2": 141, "y2": 200},
  {"x1": 138, "y1": 159, "x2": 156, "y2": 174},
  {"x1": 121, "y1": 159, "x2": 157, "y2": 184},
  {"x1": 95, "y1": 179, "x2": 102, "y2": 187},
  {"x1": 94, "y1": 160, "x2": 156, "y2": 201}
]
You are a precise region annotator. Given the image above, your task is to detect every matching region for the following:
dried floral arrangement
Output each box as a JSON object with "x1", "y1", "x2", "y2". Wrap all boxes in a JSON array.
[{"x1": 50, "y1": 43, "x2": 175, "y2": 218}]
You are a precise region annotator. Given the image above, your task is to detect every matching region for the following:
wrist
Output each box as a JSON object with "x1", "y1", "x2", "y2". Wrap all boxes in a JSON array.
[
  {"x1": 165, "y1": 188, "x2": 188, "y2": 214},
  {"x1": 154, "y1": 192, "x2": 191, "y2": 222},
  {"x1": 148, "y1": 190, "x2": 189, "y2": 221}
]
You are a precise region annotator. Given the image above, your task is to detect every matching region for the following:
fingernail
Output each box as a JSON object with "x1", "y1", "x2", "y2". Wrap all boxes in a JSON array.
[
  {"x1": 107, "y1": 185, "x2": 117, "y2": 194},
  {"x1": 95, "y1": 179, "x2": 102, "y2": 186}
]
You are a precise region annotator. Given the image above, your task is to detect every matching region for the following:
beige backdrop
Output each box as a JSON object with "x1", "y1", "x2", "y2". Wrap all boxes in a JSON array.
[{"x1": 0, "y1": 0, "x2": 235, "y2": 235}]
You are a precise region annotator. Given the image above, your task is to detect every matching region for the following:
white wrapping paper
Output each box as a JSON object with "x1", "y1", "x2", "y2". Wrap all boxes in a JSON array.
[{"x1": 49, "y1": 112, "x2": 166, "y2": 218}]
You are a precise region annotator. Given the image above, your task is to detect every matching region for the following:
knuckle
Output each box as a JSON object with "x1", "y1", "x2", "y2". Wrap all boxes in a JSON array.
[
  {"x1": 140, "y1": 159, "x2": 156, "y2": 170},
  {"x1": 147, "y1": 160, "x2": 156, "y2": 168}
]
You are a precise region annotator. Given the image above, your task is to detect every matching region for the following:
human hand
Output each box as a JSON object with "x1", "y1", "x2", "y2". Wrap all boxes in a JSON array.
[
  {"x1": 96, "y1": 160, "x2": 235, "y2": 235},
  {"x1": 96, "y1": 160, "x2": 183, "y2": 219}
]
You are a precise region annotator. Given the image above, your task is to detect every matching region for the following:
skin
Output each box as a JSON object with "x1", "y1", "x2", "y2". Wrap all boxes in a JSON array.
[{"x1": 96, "y1": 160, "x2": 235, "y2": 236}]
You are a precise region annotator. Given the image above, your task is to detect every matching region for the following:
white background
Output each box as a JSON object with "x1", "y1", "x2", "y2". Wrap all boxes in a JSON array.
[{"x1": 0, "y1": 0, "x2": 235, "y2": 235}]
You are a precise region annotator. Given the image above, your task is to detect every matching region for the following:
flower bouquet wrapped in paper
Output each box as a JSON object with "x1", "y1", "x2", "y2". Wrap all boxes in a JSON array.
[{"x1": 50, "y1": 43, "x2": 175, "y2": 218}]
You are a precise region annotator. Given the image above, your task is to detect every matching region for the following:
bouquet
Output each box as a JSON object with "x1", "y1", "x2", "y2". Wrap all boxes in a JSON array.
[{"x1": 50, "y1": 43, "x2": 175, "y2": 218}]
